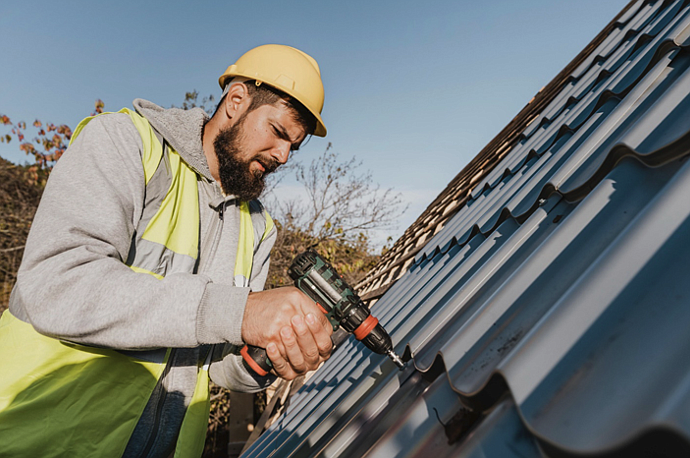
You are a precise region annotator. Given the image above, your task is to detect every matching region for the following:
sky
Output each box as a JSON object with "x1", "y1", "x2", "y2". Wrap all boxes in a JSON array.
[{"x1": 1, "y1": 0, "x2": 631, "y2": 248}]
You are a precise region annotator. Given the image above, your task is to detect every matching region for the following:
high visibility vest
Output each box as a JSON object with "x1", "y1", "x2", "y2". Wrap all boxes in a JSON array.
[{"x1": 0, "y1": 109, "x2": 274, "y2": 458}]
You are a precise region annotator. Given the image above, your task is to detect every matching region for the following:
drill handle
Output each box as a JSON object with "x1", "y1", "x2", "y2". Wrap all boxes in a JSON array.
[{"x1": 240, "y1": 344, "x2": 273, "y2": 376}]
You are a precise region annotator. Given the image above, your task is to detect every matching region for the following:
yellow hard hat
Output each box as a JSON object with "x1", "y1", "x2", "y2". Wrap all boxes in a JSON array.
[{"x1": 219, "y1": 44, "x2": 327, "y2": 137}]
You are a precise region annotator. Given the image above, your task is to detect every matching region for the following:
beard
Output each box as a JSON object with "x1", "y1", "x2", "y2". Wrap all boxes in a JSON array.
[{"x1": 213, "y1": 114, "x2": 280, "y2": 201}]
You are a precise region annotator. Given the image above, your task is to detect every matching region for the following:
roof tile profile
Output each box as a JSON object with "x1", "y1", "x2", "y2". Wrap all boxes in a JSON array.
[{"x1": 243, "y1": 1, "x2": 690, "y2": 456}]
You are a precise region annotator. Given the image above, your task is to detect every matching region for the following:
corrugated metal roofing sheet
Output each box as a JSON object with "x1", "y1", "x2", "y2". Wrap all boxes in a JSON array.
[
  {"x1": 354, "y1": 1, "x2": 648, "y2": 302},
  {"x1": 242, "y1": 1, "x2": 690, "y2": 457},
  {"x1": 426, "y1": 0, "x2": 690, "y2": 257}
]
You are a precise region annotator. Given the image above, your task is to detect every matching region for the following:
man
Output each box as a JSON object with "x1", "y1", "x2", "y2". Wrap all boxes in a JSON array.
[{"x1": 0, "y1": 44, "x2": 332, "y2": 457}]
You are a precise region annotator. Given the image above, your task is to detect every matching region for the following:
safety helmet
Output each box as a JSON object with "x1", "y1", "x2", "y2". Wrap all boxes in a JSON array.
[{"x1": 219, "y1": 44, "x2": 327, "y2": 137}]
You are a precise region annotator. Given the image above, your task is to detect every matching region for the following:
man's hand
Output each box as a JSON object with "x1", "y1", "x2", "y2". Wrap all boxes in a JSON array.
[{"x1": 242, "y1": 287, "x2": 333, "y2": 380}]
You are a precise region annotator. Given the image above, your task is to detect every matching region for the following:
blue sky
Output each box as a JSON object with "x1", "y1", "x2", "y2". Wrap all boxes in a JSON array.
[{"x1": 1, "y1": 0, "x2": 629, "y2": 246}]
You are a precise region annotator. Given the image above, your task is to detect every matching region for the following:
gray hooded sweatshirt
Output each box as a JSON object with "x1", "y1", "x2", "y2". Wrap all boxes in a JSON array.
[{"x1": 9, "y1": 99, "x2": 277, "y2": 457}]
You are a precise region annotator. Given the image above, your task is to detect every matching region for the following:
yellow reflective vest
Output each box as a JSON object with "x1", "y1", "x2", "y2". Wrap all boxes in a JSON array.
[{"x1": 0, "y1": 109, "x2": 273, "y2": 458}]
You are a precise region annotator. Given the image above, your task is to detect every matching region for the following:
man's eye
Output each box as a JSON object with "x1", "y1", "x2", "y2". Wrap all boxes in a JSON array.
[{"x1": 269, "y1": 124, "x2": 282, "y2": 136}]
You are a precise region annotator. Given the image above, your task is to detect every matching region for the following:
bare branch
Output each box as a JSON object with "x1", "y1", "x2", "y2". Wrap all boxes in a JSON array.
[
  {"x1": 269, "y1": 144, "x2": 407, "y2": 246},
  {"x1": 0, "y1": 246, "x2": 24, "y2": 253}
]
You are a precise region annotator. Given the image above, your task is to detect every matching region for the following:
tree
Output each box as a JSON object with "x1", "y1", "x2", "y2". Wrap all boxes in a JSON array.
[
  {"x1": 274, "y1": 144, "x2": 403, "y2": 243},
  {"x1": 264, "y1": 143, "x2": 405, "y2": 288},
  {"x1": 172, "y1": 90, "x2": 215, "y2": 115},
  {"x1": 0, "y1": 100, "x2": 103, "y2": 185}
]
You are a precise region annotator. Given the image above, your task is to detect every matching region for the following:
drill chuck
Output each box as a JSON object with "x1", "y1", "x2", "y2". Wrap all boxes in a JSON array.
[
  {"x1": 359, "y1": 322, "x2": 393, "y2": 354},
  {"x1": 358, "y1": 322, "x2": 405, "y2": 369}
]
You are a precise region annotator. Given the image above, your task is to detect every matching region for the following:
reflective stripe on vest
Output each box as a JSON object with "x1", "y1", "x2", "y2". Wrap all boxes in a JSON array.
[
  {"x1": 0, "y1": 109, "x2": 272, "y2": 458},
  {"x1": 235, "y1": 202, "x2": 274, "y2": 288}
]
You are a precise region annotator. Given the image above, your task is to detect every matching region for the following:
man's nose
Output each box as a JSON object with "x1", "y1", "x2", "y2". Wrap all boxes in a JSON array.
[{"x1": 271, "y1": 141, "x2": 291, "y2": 164}]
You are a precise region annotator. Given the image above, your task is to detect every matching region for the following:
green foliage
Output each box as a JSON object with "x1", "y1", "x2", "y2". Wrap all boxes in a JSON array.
[{"x1": 266, "y1": 220, "x2": 380, "y2": 290}]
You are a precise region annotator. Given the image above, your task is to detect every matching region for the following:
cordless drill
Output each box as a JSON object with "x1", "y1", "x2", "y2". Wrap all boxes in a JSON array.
[{"x1": 241, "y1": 250, "x2": 405, "y2": 376}]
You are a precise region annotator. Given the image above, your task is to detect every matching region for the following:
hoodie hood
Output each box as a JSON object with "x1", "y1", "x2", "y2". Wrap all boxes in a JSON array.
[{"x1": 133, "y1": 98, "x2": 214, "y2": 181}]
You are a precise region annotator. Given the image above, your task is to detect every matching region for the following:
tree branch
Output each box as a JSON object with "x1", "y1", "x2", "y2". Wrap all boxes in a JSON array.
[{"x1": 0, "y1": 246, "x2": 24, "y2": 253}]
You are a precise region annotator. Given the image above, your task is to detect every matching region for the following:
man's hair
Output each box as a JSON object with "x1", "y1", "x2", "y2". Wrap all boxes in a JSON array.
[{"x1": 214, "y1": 80, "x2": 317, "y2": 136}]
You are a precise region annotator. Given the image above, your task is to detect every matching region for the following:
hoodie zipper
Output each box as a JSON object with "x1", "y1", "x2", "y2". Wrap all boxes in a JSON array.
[{"x1": 138, "y1": 349, "x2": 175, "y2": 458}]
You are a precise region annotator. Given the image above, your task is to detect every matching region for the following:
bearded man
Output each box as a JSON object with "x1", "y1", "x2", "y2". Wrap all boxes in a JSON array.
[{"x1": 0, "y1": 45, "x2": 332, "y2": 458}]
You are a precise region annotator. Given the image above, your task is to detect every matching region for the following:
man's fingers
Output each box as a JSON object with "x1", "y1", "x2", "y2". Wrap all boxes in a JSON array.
[
  {"x1": 266, "y1": 343, "x2": 297, "y2": 381},
  {"x1": 306, "y1": 313, "x2": 333, "y2": 360},
  {"x1": 243, "y1": 287, "x2": 314, "y2": 348},
  {"x1": 280, "y1": 326, "x2": 308, "y2": 374},
  {"x1": 299, "y1": 300, "x2": 331, "y2": 333},
  {"x1": 242, "y1": 287, "x2": 336, "y2": 381},
  {"x1": 291, "y1": 315, "x2": 322, "y2": 369},
  {"x1": 316, "y1": 309, "x2": 332, "y2": 335}
]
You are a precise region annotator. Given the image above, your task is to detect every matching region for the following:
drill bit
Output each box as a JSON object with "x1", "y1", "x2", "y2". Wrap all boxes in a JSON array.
[{"x1": 387, "y1": 350, "x2": 406, "y2": 370}]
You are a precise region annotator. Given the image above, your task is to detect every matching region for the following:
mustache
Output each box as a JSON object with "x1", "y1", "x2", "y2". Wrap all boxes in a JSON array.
[{"x1": 256, "y1": 156, "x2": 281, "y2": 175}]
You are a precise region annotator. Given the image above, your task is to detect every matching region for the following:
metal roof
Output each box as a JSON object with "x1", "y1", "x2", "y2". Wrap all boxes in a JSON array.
[
  {"x1": 243, "y1": 1, "x2": 690, "y2": 456},
  {"x1": 354, "y1": 2, "x2": 645, "y2": 303}
]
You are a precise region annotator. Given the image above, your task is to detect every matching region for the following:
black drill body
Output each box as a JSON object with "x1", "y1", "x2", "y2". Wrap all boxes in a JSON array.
[
  {"x1": 288, "y1": 250, "x2": 396, "y2": 357},
  {"x1": 241, "y1": 250, "x2": 404, "y2": 376}
]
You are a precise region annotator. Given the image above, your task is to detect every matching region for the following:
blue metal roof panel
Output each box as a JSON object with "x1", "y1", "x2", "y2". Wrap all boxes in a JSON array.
[
  {"x1": 426, "y1": 6, "x2": 690, "y2": 261},
  {"x1": 568, "y1": 0, "x2": 649, "y2": 80},
  {"x1": 471, "y1": 0, "x2": 687, "y2": 202},
  {"x1": 241, "y1": 1, "x2": 690, "y2": 457}
]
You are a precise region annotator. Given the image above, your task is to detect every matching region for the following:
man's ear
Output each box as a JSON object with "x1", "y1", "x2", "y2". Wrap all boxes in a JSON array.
[{"x1": 223, "y1": 82, "x2": 251, "y2": 120}]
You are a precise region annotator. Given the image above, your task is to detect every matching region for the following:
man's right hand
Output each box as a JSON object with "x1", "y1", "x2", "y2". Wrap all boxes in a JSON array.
[{"x1": 241, "y1": 287, "x2": 333, "y2": 380}]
